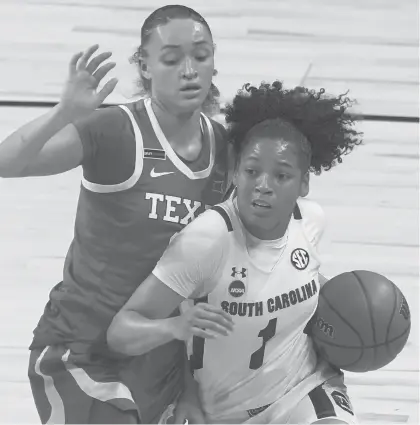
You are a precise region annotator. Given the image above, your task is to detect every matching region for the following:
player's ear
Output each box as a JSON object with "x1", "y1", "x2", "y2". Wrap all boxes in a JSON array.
[
  {"x1": 140, "y1": 58, "x2": 152, "y2": 80},
  {"x1": 232, "y1": 152, "x2": 240, "y2": 187},
  {"x1": 232, "y1": 163, "x2": 240, "y2": 187},
  {"x1": 300, "y1": 171, "x2": 309, "y2": 198},
  {"x1": 232, "y1": 170, "x2": 237, "y2": 187}
]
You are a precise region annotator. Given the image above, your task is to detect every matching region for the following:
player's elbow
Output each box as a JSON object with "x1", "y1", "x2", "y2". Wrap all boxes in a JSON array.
[{"x1": 107, "y1": 313, "x2": 134, "y2": 356}]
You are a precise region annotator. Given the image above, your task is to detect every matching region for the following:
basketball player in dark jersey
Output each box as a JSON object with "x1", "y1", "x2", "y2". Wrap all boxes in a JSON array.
[{"x1": 0, "y1": 6, "x2": 229, "y2": 424}]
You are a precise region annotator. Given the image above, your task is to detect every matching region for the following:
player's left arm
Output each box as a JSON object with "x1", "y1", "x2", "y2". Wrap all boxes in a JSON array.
[{"x1": 107, "y1": 212, "x2": 233, "y2": 356}]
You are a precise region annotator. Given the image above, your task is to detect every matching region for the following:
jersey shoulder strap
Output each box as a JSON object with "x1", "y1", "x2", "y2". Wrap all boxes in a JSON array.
[{"x1": 210, "y1": 205, "x2": 233, "y2": 232}]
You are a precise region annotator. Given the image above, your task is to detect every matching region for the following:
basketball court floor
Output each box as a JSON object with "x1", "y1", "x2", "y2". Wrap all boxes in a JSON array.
[{"x1": 0, "y1": 0, "x2": 418, "y2": 423}]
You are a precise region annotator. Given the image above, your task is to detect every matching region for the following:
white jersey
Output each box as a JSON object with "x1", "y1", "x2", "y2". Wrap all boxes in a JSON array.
[{"x1": 153, "y1": 197, "x2": 336, "y2": 421}]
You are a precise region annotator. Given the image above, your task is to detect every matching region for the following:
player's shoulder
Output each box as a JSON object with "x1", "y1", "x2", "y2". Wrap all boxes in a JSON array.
[
  {"x1": 181, "y1": 206, "x2": 231, "y2": 241},
  {"x1": 74, "y1": 105, "x2": 133, "y2": 147},
  {"x1": 166, "y1": 207, "x2": 230, "y2": 263},
  {"x1": 296, "y1": 198, "x2": 326, "y2": 245},
  {"x1": 297, "y1": 198, "x2": 325, "y2": 222},
  {"x1": 75, "y1": 104, "x2": 138, "y2": 181},
  {"x1": 84, "y1": 105, "x2": 128, "y2": 128}
]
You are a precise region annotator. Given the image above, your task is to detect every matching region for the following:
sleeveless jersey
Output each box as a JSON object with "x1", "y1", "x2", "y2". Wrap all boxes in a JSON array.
[
  {"x1": 153, "y1": 197, "x2": 331, "y2": 419},
  {"x1": 30, "y1": 98, "x2": 228, "y2": 352},
  {"x1": 192, "y1": 199, "x2": 323, "y2": 417}
]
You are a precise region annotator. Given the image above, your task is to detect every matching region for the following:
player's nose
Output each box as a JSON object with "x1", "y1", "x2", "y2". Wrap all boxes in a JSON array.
[
  {"x1": 181, "y1": 57, "x2": 198, "y2": 80},
  {"x1": 255, "y1": 173, "x2": 273, "y2": 194}
]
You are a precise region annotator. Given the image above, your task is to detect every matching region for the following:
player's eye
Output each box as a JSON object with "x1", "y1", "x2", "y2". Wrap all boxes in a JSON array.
[
  {"x1": 276, "y1": 171, "x2": 292, "y2": 181},
  {"x1": 195, "y1": 53, "x2": 210, "y2": 62},
  {"x1": 163, "y1": 60, "x2": 178, "y2": 66},
  {"x1": 194, "y1": 48, "x2": 211, "y2": 61},
  {"x1": 245, "y1": 168, "x2": 257, "y2": 176},
  {"x1": 161, "y1": 55, "x2": 179, "y2": 66}
]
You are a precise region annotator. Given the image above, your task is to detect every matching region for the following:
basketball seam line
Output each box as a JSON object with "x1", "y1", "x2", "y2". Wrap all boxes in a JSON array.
[
  {"x1": 319, "y1": 293, "x2": 364, "y2": 346},
  {"x1": 352, "y1": 271, "x2": 377, "y2": 366},
  {"x1": 385, "y1": 281, "x2": 399, "y2": 359},
  {"x1": 319, "y1": 290, "x2": 365, "y2": 367},
  {"x1": 312, "y1": 325, "x2": 410, "y2": 349}
]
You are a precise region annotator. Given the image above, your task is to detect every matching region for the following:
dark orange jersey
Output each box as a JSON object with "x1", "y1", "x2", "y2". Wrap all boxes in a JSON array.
[{"x1": 30, "y1": 99, "x2": 229, "y2": 351}]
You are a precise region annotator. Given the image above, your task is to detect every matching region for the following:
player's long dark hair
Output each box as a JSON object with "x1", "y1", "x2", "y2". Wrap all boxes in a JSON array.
[
  {"x1": 225, "y1": 81, "x2": 363, "y2": 174},
  {"x1": 130, "y1": 5, "x2": 220, "y2": 115}
]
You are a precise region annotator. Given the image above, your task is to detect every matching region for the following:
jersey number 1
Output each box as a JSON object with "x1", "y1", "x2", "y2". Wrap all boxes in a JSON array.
[
  {"x1": 190, "y1": 316, "x2": 278, "y2": 372},
  {"x1": 249, "y1": 318, "x2": 277, "y2": 369},
  {"x1": 189, "y1": 296, "x2": 208, "y2": 372}
]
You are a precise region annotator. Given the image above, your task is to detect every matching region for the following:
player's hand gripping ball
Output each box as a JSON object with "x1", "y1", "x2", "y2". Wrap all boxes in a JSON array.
[{"x1": 310, "y1": 270, "x2": 411, "y2": 372}]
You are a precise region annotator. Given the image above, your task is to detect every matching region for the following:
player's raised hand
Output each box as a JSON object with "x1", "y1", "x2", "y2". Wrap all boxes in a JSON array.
[
  {"x1": 59, "y1": 45, "x2": 118, "y2": 119},
  {"x1": 173, "y1": 303, "x2": 234, "y2": 341}
]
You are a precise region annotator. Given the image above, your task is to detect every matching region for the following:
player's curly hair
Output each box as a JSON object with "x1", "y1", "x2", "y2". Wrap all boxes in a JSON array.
[{"x1": 225, "y1": 81, "x2": 363, "y2": 174}]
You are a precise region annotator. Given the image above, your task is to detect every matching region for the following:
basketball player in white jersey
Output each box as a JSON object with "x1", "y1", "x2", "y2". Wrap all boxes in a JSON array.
[{"x1": 107, "y1": 82, "x2": 363, "y2": 424}]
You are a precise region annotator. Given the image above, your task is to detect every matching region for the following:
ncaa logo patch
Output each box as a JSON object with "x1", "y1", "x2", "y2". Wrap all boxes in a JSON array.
[
  {"x1": 291, "y1": 248, "x2": 309, "y2": 270},
  {"x1": 228, "y1": 280, "x2": 246, "y2": 298},
  {"x1": 331, "y1": 391, "x2": 354, "y2": 415}
]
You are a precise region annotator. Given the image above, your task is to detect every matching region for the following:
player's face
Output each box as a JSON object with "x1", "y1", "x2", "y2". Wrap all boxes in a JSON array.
[
  {"x1": 234, "y1": 135, "x2": 309, "y2": 240},
  {"x1": 142, "y1": 19, "x2": 214, "y2": 115}
]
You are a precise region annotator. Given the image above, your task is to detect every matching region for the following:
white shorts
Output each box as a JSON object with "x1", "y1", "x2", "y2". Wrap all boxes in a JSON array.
[
  {"x1": 285, "y1": 375, "x2": 357, "y2": 424},
  {"x1": 204, "y1": 374, "x2": 358, "y2": 424}
]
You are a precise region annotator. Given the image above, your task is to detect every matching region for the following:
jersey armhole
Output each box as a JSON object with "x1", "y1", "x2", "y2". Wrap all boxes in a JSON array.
[
  {"x1": 296, "y1": 199, "x2": 326, "y2": 254},
  {"x1": 81, "y1": 105, "x2": 144, "y2": 193},
  {"x1": 211, "y1": 205, "x2": 234, "y2": 232},
  {"x1": 190, "y1": 208, "x2": 232, "y2": 299}
]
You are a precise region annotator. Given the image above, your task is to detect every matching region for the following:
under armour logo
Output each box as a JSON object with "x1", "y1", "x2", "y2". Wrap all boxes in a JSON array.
[{"x1": 231, "y1": 267, "x2": 247, "y2": 278}]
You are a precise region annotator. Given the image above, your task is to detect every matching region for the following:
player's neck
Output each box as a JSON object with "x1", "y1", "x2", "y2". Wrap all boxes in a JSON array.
[
  {"x1": 151, "y1": 100, "x2": 202, "y2": 133},
  {"x1": 151, "y1": 100, "x2": 203, "y2": 160}
]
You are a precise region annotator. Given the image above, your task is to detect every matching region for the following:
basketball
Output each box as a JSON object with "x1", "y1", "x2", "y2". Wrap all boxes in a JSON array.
[{"x1": 311, "y1": 270, "x2": 411, "y2": 372}]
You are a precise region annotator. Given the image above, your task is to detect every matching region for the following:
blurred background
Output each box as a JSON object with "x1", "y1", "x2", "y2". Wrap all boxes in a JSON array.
[
  {"x1": 0, "y1": 0, "x2": 418, "y2": 117},
  {"x1": 0, "y1": 0, "x2": 418, "y2": 423}
]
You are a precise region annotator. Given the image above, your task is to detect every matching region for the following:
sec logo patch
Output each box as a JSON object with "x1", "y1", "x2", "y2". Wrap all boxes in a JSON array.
[{"x1": 291, "y1": 248, "x2": 309, "y2": 270}]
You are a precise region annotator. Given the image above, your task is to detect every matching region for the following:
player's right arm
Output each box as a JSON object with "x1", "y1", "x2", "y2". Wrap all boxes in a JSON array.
[
  {"x1": 0, "y1": 45, "x2": 118, "y2": 178},
  {"x1": 107, "y1": 210, "x2": 234, "y2": 356}
]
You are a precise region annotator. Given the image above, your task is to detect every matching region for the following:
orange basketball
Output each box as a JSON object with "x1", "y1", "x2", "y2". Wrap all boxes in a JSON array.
[{"x1": 310, "y1": 270, "x2": 411, "y2": 372}]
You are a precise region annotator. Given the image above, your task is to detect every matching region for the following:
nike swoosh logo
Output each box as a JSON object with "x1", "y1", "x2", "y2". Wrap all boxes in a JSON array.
[{"x1": 150, "y1": 168, "x2": 175, "y2": 178}]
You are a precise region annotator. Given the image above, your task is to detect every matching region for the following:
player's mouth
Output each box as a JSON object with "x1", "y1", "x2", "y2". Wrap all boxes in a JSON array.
[
  {"x1": 251, "y1": 199, "x2": 272, "y2": 209},
  {"x1": 180, "y1": 83, "x2": 201, "y2": 97}
]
